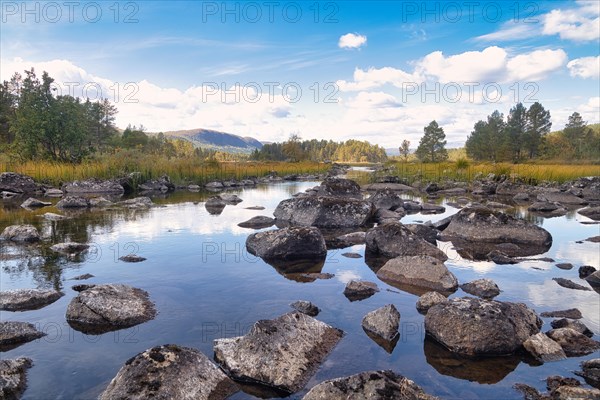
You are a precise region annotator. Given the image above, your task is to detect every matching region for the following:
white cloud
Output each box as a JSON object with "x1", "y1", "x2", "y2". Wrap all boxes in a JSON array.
[
  {"x1": 338, "y1": 33, "x2": 367, "y2": 49},
  {"x1": 336, "y1": 66, "x2": 421, "y2": 92},
  {"x1": 567, "y1": 56, "x2": 600, "y2": 78},
  {"x1": 345, "y1": 91, "x2": 402, "y2": 109},
  {"x1": 542, "y1": 1, "x2": 600, "y2": 42},
  {"x1": 474, "y1": 21, "x2": 538, "y2": 42},
  {"x1": 505, "y1": 49, "x2": 568, "y2": 81}
]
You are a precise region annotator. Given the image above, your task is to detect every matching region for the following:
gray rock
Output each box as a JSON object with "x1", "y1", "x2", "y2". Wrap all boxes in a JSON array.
[
  {"x1": 63, "y1": 178, "x2": 124, "y2": 194},
  {"x1": 550, "y1": 319, "x2": 593, "y2": 337},
  {"x1": 119, "y1": 255, "x2": 146, "y2": 263},
  {"x1": 440, "y1": 207, "x2": 552, "y2": 259},
  {"x1": 341, "y1": 252, "x2": 362, "y2": 259},
  {"x1": 118, "y1": 197, "x2": 153, "y2": 208},
  {"x1": 576, "y1": 358, "x2": 600, "y2": 389},
  {"x1": 528, "y1": 201, "x2": 562, "y2": 212},
  {"x1": 586, "y1": 236, "x2": 600, "y2": 243},
  {"x1": 425, "y1": 297, "x2": 542, "y2": 356},
  {"x1": 246, "y1": 227, "x2": 327, "y2": 261},
  {"x1": 405, "y1": 224, "x2": 438, "y2": 245},
  {"x1": 578, "y1": 206, "x2": 600, "y2": 221},
  {"x1": 460, "y1": 279, "x2": 500, "y2": 299},
  {"x1": 302, "y1": 370, "x2": 438, "y2": 400},
  {"x1": 100, "y1": 344, "x2": 238, "y2": 400},
  {"x1": 0, "y1": 322, "x2": 45, "y2": 350},
  {"x1": 138, "y1": 175, "x2": 175, "y2": 193},
  {"x1": 362, "y1": 183, "x2": 414, "y2": 192},
  {"x1": 580, "y1": 265, "x2": 597, "y2": 279},
  {"x1": 315, "y1": 177, "x2": 362, "y2": 199},
  {"x1": 402, "y1": 201, "x2": 422, "y2": 211},
  {"x1": 555, "y1": 263, "x2": 574, "y2": 270},
  {"x1": 0, "y1": 289, "x2": 63, "y2": 311},
  {"x1": 42, "y1": 212, "x2": 66, "y2": 221},
  {"x1": 586, "y1": 270, "x2": 600, "y2": 287},
  {"x1": 44, "y1": 188, "x2": 63, "y2": 197},
  {"x1": 513, "y1": 192, "x2": 530, "y2": 201},
  {"x1": 205, "y1": 197, "x2": 226, "y2": 215},
  {"x1": 540, "y1": 308, "x2": 582, "y2": 319},
  {"x1": 368, "y1": 189, "x2": 404, "y2": 210},
  {"x1": 546, "y1": 375, "x2": 581, "y2": 392},
  {"x1": 219, "y1": 193, "x2": 243, "y2": 204},
  {"x1": 56, "y1": 196, "x2": 89, "y2": 208},
  {"x1": 366, "y1": 222, "x2": 447, "y2": 261},
  {"x1": 88, "y1": 197, "x2": 113, "y2": 207},
  {"x1": 538, "y1": 191, "x2": 587, "y2": 205},
  {"x1": 70, "y1": 273, "x2": 95, "y2": 281},
  {"x1": 373, "y1": 208, "x2": 405, "y2": 223},
  {"x1": 188, "y1": 184, "x2": 201, "y2": 191},
  {"x1": 237, "y1": 216, "x2": 275, "y2": 229},
  {"x1": 50, "y1": 242, "x2": 89, "y2": 255},
  {"x1": 486, "y1": 201, "x2": 510, "y2": 209},
  {"x1": 245, "y1": 206, "x2": 266, "y2": 210},
  {"x1": 214, "y1": 311, "x2": 343, "y2": 394},
  {"x1": 0, "y1": 358, "x2": 33, "y2": 400},
  {"x1": 0, "y1": 172, "x2": 39, "y2": 194},
  {"x1": 0, "y1": 225, "x2": 40, "y2": 243},
  {"x1": 336, "y1": 231, "x2": 366, "y2": 245},
  {"x1": 553, "y1": 386, "x2": 600, "y2": 399},
  {"x1": 486, "y1": 250, "x2": 519, "y2": 264},
  {"x1": 420, "y1": 203, "x2": 446, "y2": 214},
  {"x1": 416, "y1": 291, "x2": 447, "y2": 314},
  {"x1": 546, "y1": 328, "x2": 600, "y2": 357},
  {"x1": 343, "y1": 280, "x2": 380, "y2": 301},
  {"x1": 66, "y1": 284, "x2": 156, "y2": 334},
  {"x1": 522, "y1": 333, "x2": 566, "y2": 363},
  {"x1": 377, "y1": 256, "x2": 458, "y2": 293},
  {"x1": 552, "y1": 277, "x2": 591, "y2": 291},
  {"x1": 205, "y1": 181, "x2": 224, "y2": 189},
  {"x1": 290, "y1": 300, "x2": 320, "y2": 316},
  {"x1": 274, "y1": 196, "x2": 374, "y2": 228},
  {"x1": 362, "y1": 304, "x2": 400, "y2": 341},
  {"x1": 20, "y1": 198, "x2": 51, "y2": 209}
]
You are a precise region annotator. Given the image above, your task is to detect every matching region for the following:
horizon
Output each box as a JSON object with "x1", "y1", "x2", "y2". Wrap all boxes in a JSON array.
[{"x1": 1, "y1": 0, "x2": 598, "y2": 148}]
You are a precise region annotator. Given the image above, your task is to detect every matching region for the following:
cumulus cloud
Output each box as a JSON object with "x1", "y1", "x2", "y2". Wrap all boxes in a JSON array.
[
  {"x1": 542, "y1": 1, "x2": 600, "y2": 42},
  {"x1": 336, "y1": 66, "x2": 421, "y2": 92},
  {"x1": 338, "y1": 33, "x2": 367, "y2": 49},
  {"x1": 345, "y1": 91, "x2": 403, "y2": 109},
  {"x1": 567, "y1": 56, "x2": 600, "y2": 78}
]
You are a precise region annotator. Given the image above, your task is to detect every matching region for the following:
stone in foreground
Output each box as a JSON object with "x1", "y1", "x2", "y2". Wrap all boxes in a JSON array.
[
  {"x1": 214, "y1": 312, "x2": 343, "y2": 394},
  {"x1": 416, "y1": 291, "x2": 447, "y2": 314},
  {"x1": 0, "y1": 358, "x2": 33, "y2": 400},
  {"x1": 425, "y1": 297, "x2": 541, "y2": 356},
  {"x1": 0, "y1": 322, "x2": 46, "y2": 351},
  {"x1": 460, "y1": 278, "x2": 500, "y2": 299},
  {"x1": 0, "y1": 225, "x2": 40, "y2": 243},
  {"x1": 66, "y1": 284, "x2": 156, "y2": 334},
  {"x1": 522, "y1": 333, "x2": 566, "y2": 363},
  {"x1": 100, "y1": 344, "x2": 238, "y2": 400},
  {"x1": 362, "y1": 304, "x2": 400, "y2": 342},
  {"x1": 546, "y1": 328, "x2": 600, "y2": 357},
  {"x1": 377, "y1": 256, "x2": 458, "y2": 293},
  {"x1": 0, "y1": 289, "x2": 63, "y2": 311},
  {"x1": 274, "y1": 196, "x2": 374, "y2": 228},
  {"x1": 246, "y1": 227, "x2": 327, "y2": 261},
  {"x1": 366, "y1": 222, "x2": 447, "y2": 261},
  {"x1": 343, "y1": 280, "x2": 379, "y2": 301},
  {"x1": 302, "y1": 370, "x2": 438, "y2": 400},
  {"x1": 576, "y1": 358, "x2": 600, "y2": 389}
]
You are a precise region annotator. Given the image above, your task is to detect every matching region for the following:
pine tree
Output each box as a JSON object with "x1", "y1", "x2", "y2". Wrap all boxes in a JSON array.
[
  {"x1": 524, "y1": 102, "x2": 551, "y2": 159},
  {"x1": 415, "y1": 120, "x2": 448, "y2": 162}
]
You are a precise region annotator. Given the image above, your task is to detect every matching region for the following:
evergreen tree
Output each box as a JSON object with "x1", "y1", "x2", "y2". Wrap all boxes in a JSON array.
[
  {"x1": 415, "y1": 120, "x2": 448, "y2": 162},
  {"x1": 505, "y1": 102, "x2": 527, "y2": 161},
  {"x1": 399, "y1": 139, "x2": 410, "y2": 161},
  {"x1": 524, "y1": 102, "x2": 551, "y2": 159}
]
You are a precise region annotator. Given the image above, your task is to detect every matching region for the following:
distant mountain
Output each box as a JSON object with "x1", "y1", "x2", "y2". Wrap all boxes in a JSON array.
[{"x1": 158, "y1": 128, "x2": 263, "y2": 153}]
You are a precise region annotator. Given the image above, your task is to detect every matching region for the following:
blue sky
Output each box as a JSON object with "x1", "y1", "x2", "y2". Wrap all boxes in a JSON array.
[{"x1": 1, "y1": 0, "x2": 598, "y2": 147}]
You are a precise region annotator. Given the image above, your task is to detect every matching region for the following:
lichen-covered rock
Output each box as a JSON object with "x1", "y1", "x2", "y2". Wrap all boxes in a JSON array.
[
  {"x1": 546, "y1": 328, "x2": 600, "y2": 357},
  {"x1": 550, "y1": 319, "x2": 593, "y2": 337},
  {"x1": 100, "y1": 344, "x2": 238, "y2": 400},
  {"x1": 460, "y1": 278, "x2": 500, "y2": 299},
  {"x1": 425, "y1": 297, "x2": 542, "y2": 356},
  {"x1": 274, "y1": 196, "x2": 374, "y2": 228},
  {"x1": 578, "y1": 206, "x2": 600, "y2": 221},
  {"x1": 576, "y1": 359, "x2": 600, "y2": 389},
  {"x1": 50, "y1": 242, "x2": 89, "y2": 255},
  {"x1": 302, "y1": 370, "x2": 438, "y2": 400},
  {"x1": 0, "y1": 322, "x2": 45, "y2": 351},
  {"x1": 214, "y1": 312, "x2": 343, "y2": 394},
  {"x1": 118, "y1": 197, "x2": 153, "y2": 208},
  {"x1": 63, "y1": 178, "x2": 124, "y2": 194},
  {"x1": 405, "y1": 224, "x2": 438, "y2": 245},
  {"x1": 362, "y1": 304, "x2": 400, "y2": 342},
  {"x1": 56, "y1": 196, "x2": 89, "y2": 208},
  {"x1": 416, "y1": 291, "x2": 447, "y2": 314},
  {"x1": 138, "y1": 175, "x2": 175, "y2": 193},
  {"x1": 343, "y1": 280, "x2": 379, "y2": 301},
  {"x1": 368, "y1": 189, "x2": 404, "y2": 210},
  {"x1": 366, "y1": 222, "x2": 447, "y2": 261},
  {"x1": 20, "y1": 198, "x2": 51, "y2": 209},
  {"x1": 538, "y1": 190, "x2": 587, "y2": 205},
  {"x1": 522, "y1": 333, "x2": 566, "y2": 363},
  {"x1": 377, "y1": 256, "x2": 458, "y2": 293},
  {"x1": 237, "y1": 216, "x2": 275, "y2": 229},
  {"x1": 314, "y1": 177, "x2": 362, "y2": 199},
  {"x1": 0, "y1": 289, "x2": 63, "y2": 311},
  {"x1": 0, "y1": 225, "x2": 40, "y2": 243},
  {"x1": 66, "y1": 284, "x2": 156, "y2": 334},
  {"x1": 290, "y1": 300, "x2": 320, "y2": 317},
  {"x1": 0, "y1": 172, "x2": 39, "y2": 194},
  {"x1": 0, "y1": 357, "x2": 33, "y2": 399},
  {"x1": 246, "y1": 227, "x2": 327, "y2": 261}
]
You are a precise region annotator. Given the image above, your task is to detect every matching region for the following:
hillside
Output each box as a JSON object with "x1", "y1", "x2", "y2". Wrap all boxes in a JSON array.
[{"x1": 157, "y1": 128, "x2": 263, "y2": 153}]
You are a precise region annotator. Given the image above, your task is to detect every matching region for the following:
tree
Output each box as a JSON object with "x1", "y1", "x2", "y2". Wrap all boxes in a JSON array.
[
  {"x1": 282, "y1": 133, "x2": 306, "y2": 162},
  {"x1": 505, "y1": 102, "x2": 527, "y2": 161},
  {"x1": 524, "y1": 102, "x2": 551, "y2": 159},
  {"x1": 415, "y1": 120, "x2": 448, "y2": 162},
  {"x1": 563, "y1": 112, "x2": 589, "y2": 158},
  {"x1": 399, "y1": 139, "x2": 410, "y2": 161}
]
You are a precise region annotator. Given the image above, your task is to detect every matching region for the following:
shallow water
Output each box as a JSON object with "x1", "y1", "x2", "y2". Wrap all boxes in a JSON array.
[{"x1": 1, "y1": 177, "x2": 599, "y2": 399}]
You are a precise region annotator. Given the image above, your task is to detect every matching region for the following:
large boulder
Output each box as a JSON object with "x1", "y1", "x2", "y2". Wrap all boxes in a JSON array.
[
  {"x1": 579, "y1": 206, "x2": 600, "y2": 221},
  {"x1": 62, "y1": 178, "x2": 124, "y2": 195},
  {"x1": 0, "y1": 357, "x2": 33, "y2": 400},
  {"x1": 538, "y1": 190, "x2": 587, "y2": 205},
  {"x1": 302, "y1": 370, "x2": 438, "y2": 400},
  {"x1": 368, "y1": 189, "x2": 404, "y2": 210},
  {"x1": 50, "y1": 242, "x2": 89, "y2": 255},
  {"x1": 343, "y1": 280, "x2": 379, "y2": 301},
  {"x1": 0, "y1": 225, "x2": 41, "y2": 243},
  {"x1": 20, "y1": 198, "x2": 51, "y2": 209},
  {"x1": 138, "y1": 175, "x2": 175, "y2": 193},
  {"x1": 546, "y1": 328, "x2": 600, "y2": 357},
  {"x1": 56, "y1": 196, "x2": 89, "y2": 208},
  {"x1": 314, "y1": 177, "x2": 362, "y2": 199},
  {"x1": 100, "y1": 344, "x2": 238, "y2": 400},
  {"x1": 522, "y1": 332, "x2": 566, "y2": 363},
  {"x1": 439, "y1": 207, "x2": 552, "y2": 259},
  {"x1": 365, "y1": 222, "x2": 447, "y2": 261},
  {"x1": 66, "y1": 284, "x2": 156, "y2": 334},
  {"x1": 377, "y1": 256, "x2": 458, "y2": 293},
  {"x1": 0, "y1": 172, "x2": 39, "y2": 194},
  {"x1": 214, "y1": 312, "x2": 343, "y2": 394},
  {"x1": 576, "y1": 359, "x2": 600, "y2": 389},
  {"x1": 0, "y1": 322, "x2": 46, "y2": 351},
  {"x1": 460, "y1": 278, "x2": 500, "y2": 299},
  {"x1": 246, "y1": 227, "x2": 327, "y2": 261},
  {"x1": 425, "y1": 297, "x2": 542, "y2": 356},
  {"x1": 362, "y1": 304, "x2": 400, "y2": 342},
  {"x1": 274, "y1": 196, "x2": 374, "y2": 228},
  {"x1": 0, "y1": 289, "x2": 63, "y2": 311}
]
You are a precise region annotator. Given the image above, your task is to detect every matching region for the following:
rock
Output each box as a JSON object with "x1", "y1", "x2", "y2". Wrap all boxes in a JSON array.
[
  {"x1": 513, "y1": 383, "x2": 543, "y2": 400},
  {"x1": 245, "y1": 206, "x2": 265, "y2": 210},
  {"x1": 0, "y1": 289, "x2": 63, "y2": 311},
  {"x1": 219, "y1": 193, "x2": 243, "y2": 204},
  {"x1": 188, "y1": 184, "x2": 201, "y2": 191},
  {"x1": 100, "y1": 344, "x2": 237, "y2": 400},
  {"x1": 72, "y1": 284, "x2": 95, "y2": 292},
  {"x1": 138, "y1": 175, "x2": 175, "y2": 193},
  {"x1": 343, "y1": 280, "x2": 380, "y2": 301},
  {"x1": 119, "y1": 197, "x2": 153, "y2": 208},
  {"x1": 374, "y1": 208, "x2": 404, "y2": 223},
  {"x1": 44, "y1": 188, "x2": 63, "y2": 197},
  {"x1": 336, "y1": 231, "x2": 366, "y2": 245},
  {"x1": 552, "y1": 277, "x2": 591, "y2": 291},
  {"x1": 486, "y1": 201, "x2": 510, "y2": 209},
  {"x1": 214, "y1": 311, "x2": 343, "y2": 394},
  {"x1": 205, "y1": 197, "x2": 226, "y2": 215},
  {"x1": 88, "y1": 197, "x2": 113, "y2": 207},
  {"x1": 315, "y1": 177, "x2": 362, "y2": 199},
  {"x1": 580, "y1": 265, "x2": 597, "y2": 279},
  {"x1": 0, "y1": 172, "x2": 39, "y2": 194},
  {"x1": 420, "y1": 203, "x2": 446, "y2": 214},
  {"x1": 579, "y1": 206, "x2": 600, "y2": 221},
  {"x1": 513, "y1": 192, "x2": 530, "y2": 201},
  {"x1": 432, "y1": 215, "x2": 454, "y2": 231},
  {"x1": 341, "y1": 252, "x2": 362, "y2": 258},
  {"x1": 528, "y1": 202, "x2": 562, "y2": 212},
  {"x1": 402, "y1": 201, "x2": 422, "y2": 211},
  {"x1": 368, "y1": 189, "x2": 404, "y2": 210},
  {"x1": 538, "y1": 191, "x2": 587, "y2": 205},
  {"x1": 205, "y1": 181, "x2": 224, "y2": 189},
  {"x1": 553, "y1": 386, "x2": 600, "y2": 399},
  {"x1": 119, "y1": 255, "x2": 146, "y2": 263},
  {"x1": 416, "y1": 291, "x2": 447, "y2": 314},
  {"x1": 63, "y1": 178, "x2": 124, "y2": 195},
  {"x1": 546, "y1": 376, "x2": 580, "y2": 391},
  {"x1": 365, "y1": 222, "x2": 447, "y2": 261},
  {"x1": 0, "y1": 357, "x2": 33, "y2": 400},
  {"x1": 405, "y1": 224, "x2": 438, "y2": 245},
  {"x1": 66, "y1": 284, "x2": 156, "y2": 334},
  {"x1": 42, "y1": 212, "x2": 67, "y2": 221},
  {"x1": 551, "y1": 319, "x2": 594, "y2": 337},
  {"x1": 377, "y1": 256, "x2": 458, "y2": 293},
  {"x1": 50, "y1": 242, "x2": 89, "y2": 255},
  {"x1": 302, "y1": 370, "x2": 438, "y2": 400},
  {"x1": 586, "y1": 270, "x2": 600, "y2": 287},
  {"x1": 576, "y1": 359, "x2": 600, "y2": 389},
  {"x1": 546, "y1": 328, "x2": 600, "y2": 357},
  {"x1": 439, "y1": 207, "x2": 552, "y2": 259},
  {"x1": 246, "y1": 227, "x2": 326, "y2": 261},
  {"x1": 0, "y1": 225, "x2": 40, "y2": 243},
  {"x1": 237, "y1": 216, "x2": 275, "y2": 229},
  {"x1": 274, "y1": 196, "x2": 374, "y2": 228},
  {"x1": 555, "y1": 263, "x2": 574, "y2": 270},
  {"x1": 460, "y1": 279, "x2": 500, "y2": 299},
  {"x1": 522, "y1": 333, "x2": 566, "y2": 362},
  {"x1": 300, "y1": 273, "x2": 334, "y2": 281},
  {"x1": 487, "y1": 250, "x2": 519, "y2": 264},
  {"x1": 0, "y1": 322, "x2": 45, "y2": 351},
  {"x1": 70, "y1": 273, "x2": 94, "y2": 281},
  {"x1": 290, "y1": 300, "x2": 320, "y2": 317},
  {"x1": 540, "y1": 308, "x2": 582, "y2": 319},
  {"x1": 425, "y1": 297, "x2": 542, "y2": 356},
  {"x1": 362, "y1": 304, "x2": 400, "y2": 342},
  {"x1": 56, "y1": 196, "x2": 89, "y2": 208},
  {"x1": 20, "y1": 197, "x2": 51, "y2": 209},
  {"x1": 439, "y1": 187, "x2": 467, "y2": 195},
  {"x1": 586, "y1": 236, "x2": 600, "y2": 243},
  {"x1": 362, "y1": 183, "x2": 414, "y2": 192}
]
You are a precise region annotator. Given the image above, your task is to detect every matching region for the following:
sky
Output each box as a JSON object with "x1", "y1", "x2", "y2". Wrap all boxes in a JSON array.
[{"x1": 1, "y1": 0, "x2": 599, "y2": 148}]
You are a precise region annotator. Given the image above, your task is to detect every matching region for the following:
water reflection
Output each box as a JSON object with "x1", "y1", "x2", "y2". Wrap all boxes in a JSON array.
[{"x1": 262, "y1": 259, "x2": 326, "y2": 283}]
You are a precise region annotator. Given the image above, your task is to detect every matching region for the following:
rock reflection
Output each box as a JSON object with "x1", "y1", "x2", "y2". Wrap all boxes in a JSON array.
[
  {"x1": 363, "y1": 328, "x2": 399, "y2": 353},
  {"x1": 262, "y1": 259, "x2": 326, "y2": 283}
]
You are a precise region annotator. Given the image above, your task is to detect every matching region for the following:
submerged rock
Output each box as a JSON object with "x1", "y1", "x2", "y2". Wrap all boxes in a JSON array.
[
  {"x1": 540, "y1": 308, "x2": 582, "y2": 319},
  {"x1": 552, "y1": 277, "x2": 591, "y2": 291},
  {"x1": 214, "y1": 311, "x2": 343, "y2": 394},
  {"x1": 0, "y1": 322, "x2": 46, "y2": 351},
  {"x1": 100, "y1": 344, "x2": 238, "y2": 400},
  {"x1": 343, "y1": 280, "x2": 380, "y2": 301},
  {"x1": 522, "y1": 333, "x2": 566, "y2": 363},
  {"x1": 362, "y1": 304, "x2": 400, "y2": 342},
  {"x1": 416, "y1": 291, "x2": 447, "y2": 314},
  {"x1": 425, "y1": 297, "x2": 542, "y2": 356},
  {"x1": 50, "y1": 242, "x2": 89, "y2": 255},
  {"x1": 0, "y1": 357, "x2": 33, "y2": 400},
  {"x1": 578, "y1": 206, "x2": 600, "y2": 221},
  {"x1": 237, "y1": 216, "x2": 275, "y2": 229},
  {"x1": 550, "y1": 319, "x2": 593, "y2": 337},
  {"x1": 20, "y1": 198, "x2": 51, "y2": 209},
  {"x1": 274, "y1": 196, "x2": 374, "y2": 228},
  {"x1": 0, "y1": 289, "x2": 63, "y2": 311},
  {"x1": 56, "y1": 196, "x2": 89, "y2": 208},
  {"x1": 42, "y1": 212, "x2": 67, "y2": 221},
  {"x1": 377, "y1": 256, "x2": 458, "y2": 293},
  {"x1": 576, "y1": 358, "x2": 600, "y2": 389},
  {"x1": 66, "y1": 284, "x2": 156, "y2": 334},
  {"x1": 246, "y1": 227, "x2": 327, "y2": 261},
  {"x1": 290, "y1": 300, "x2": 320, "y2": 317},
  {"x1": 460, "y1": 279, "x2": 500, "y2": 299},
  {"x1": 118, "y1": 197, "x2": 153, "y2": 208},
  {"x1": 119, "y1": 255, "x2": 147, "y2": 263},
  {"x1": 366, "y1": 222, "x2": 447, "y2": 261},
  {"x1": 302, "y1": 370, "x2": 438, "y2": 400},
  {"x1": 0, "y1": 225, "x2": 40, "y2": 243},
  {"x1": 546, "y1": 328, "x2": 600, "y2": 357}
]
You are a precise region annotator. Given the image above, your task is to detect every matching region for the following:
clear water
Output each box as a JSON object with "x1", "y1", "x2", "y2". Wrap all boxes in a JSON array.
[{"x1": 1, "y1": 176, "x2": 599, "y2": 399}]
